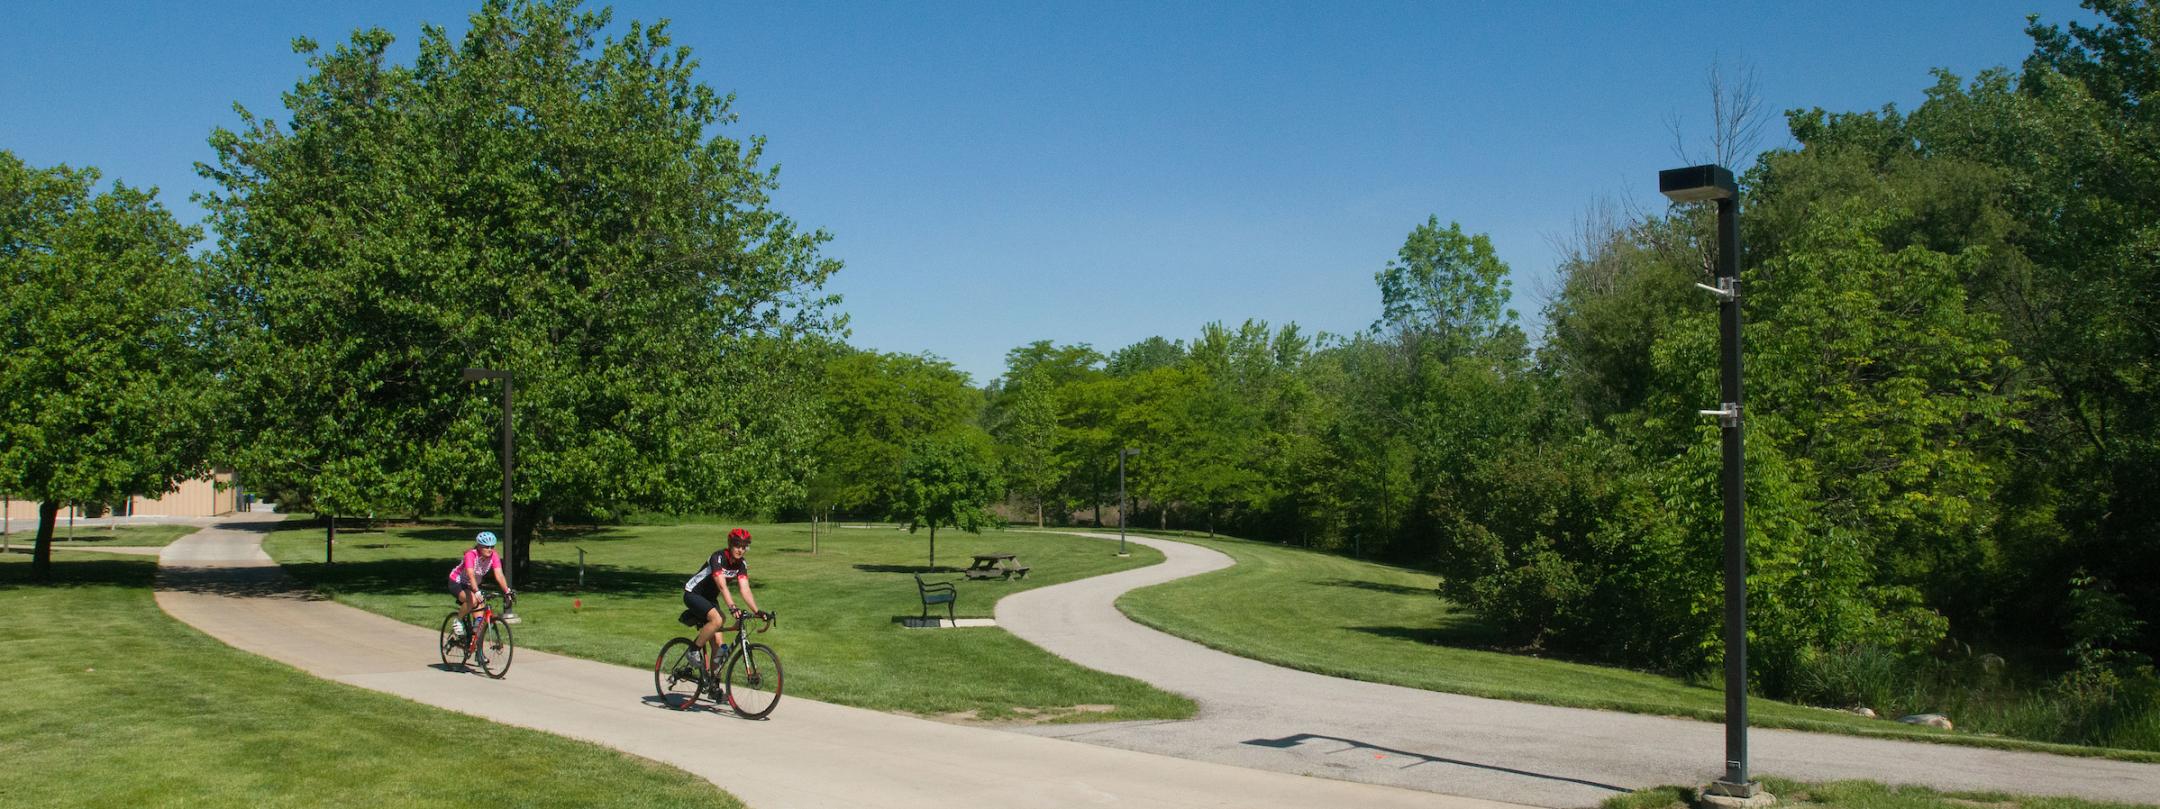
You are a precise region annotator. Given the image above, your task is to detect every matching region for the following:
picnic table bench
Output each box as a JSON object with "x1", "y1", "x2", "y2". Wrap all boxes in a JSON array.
[
  {"x1": 914, "y1": 574, "x2": 957, "y2": 622},
  {"x1": 963, "y1": 553, "x2": 1030, "y2": 581}
]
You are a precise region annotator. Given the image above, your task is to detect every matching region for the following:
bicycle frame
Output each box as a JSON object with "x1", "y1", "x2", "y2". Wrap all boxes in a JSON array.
[
  {"x1": 700, "y1": 613, "x2": 773, "y2": 669},
  {"x1": 464, "y1": 591, "x2": 503, "y2": 652}
]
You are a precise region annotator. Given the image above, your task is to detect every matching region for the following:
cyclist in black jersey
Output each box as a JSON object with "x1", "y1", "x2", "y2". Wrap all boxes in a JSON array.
[{"x1": 684, "y1": 527, "x2": 767, "y2": 668}]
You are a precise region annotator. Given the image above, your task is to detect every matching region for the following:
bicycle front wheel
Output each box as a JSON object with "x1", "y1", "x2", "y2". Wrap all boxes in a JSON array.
[
  {"x1": 478, "y1": 618, "x2": 513, "y2": 679},
  {"x1": 438, "y1": 613, "x2": 468, "y2": 668},
  {"x1": 724, "y1": 643, "x2": 783, "y2": 719},
  {"x1": 653, "y1": 638, "x2": 704, "y2": 710}
]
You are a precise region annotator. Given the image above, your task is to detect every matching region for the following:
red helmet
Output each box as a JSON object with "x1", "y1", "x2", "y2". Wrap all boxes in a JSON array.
[{"x1": 727, "y1": 527, "x2": 752, "y2": 546}]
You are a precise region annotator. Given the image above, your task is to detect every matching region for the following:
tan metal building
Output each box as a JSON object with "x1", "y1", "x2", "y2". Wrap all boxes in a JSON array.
[{"x1": 2, "y1": 469, "x2": 238, "y2": 522}]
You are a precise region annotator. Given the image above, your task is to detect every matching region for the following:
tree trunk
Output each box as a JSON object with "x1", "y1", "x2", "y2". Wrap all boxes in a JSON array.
[
  {"x1": 326, "y1": 514, "x2": 337, "y2": 564},
  {"x1": 1036, "y1": 500, "x2": 1043, "y2": 528},
  {"x1": 928, "y1": 525, "x2": 938, "y2": 571},
  {"x1": 32, "y1": 501, "x2": 58, "y2": 580},
  {"x1": 510, "y1": 501, "x2": 542, "y2": 588}
]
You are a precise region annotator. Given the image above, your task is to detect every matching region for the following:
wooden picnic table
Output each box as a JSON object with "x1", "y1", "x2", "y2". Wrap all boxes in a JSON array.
[{"x1": 963, "y1": 553, "x2": 1030, "y2": 580}]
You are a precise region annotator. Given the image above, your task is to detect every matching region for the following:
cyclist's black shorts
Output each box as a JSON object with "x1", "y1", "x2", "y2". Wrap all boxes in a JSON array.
[
  {"x1": 447, "y1": 580, "x2": 472, "y2": 600},
  {"x1": 683, "y1": 591, "x2": 720, "y2": 621}
]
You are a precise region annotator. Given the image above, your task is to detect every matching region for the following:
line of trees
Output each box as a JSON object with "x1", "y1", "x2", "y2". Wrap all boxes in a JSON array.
[{"x1": 950, "y1": 1, "x2": 2160, "y2": 729}]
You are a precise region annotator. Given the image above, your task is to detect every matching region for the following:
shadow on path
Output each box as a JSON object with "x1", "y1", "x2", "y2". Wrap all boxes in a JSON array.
[
  {"x1": 157, "y1": 564, "x2": 328, "y2": 600},
  {"x1": 1242, "y1": 733, "x2": 1628, "y2": 794}
]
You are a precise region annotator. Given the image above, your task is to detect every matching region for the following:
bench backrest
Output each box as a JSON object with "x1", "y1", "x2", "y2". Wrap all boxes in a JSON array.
[{"x1": 914, "y1": 574, "x2": 956, "y2": 601}]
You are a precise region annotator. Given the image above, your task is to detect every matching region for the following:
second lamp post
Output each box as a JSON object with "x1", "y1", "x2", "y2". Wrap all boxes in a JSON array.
[{"x1": 1117, "y1": 447, "x2": 1139, "y2": 556}]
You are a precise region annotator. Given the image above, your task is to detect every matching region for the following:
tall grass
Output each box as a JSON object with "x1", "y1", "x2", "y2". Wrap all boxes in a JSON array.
[{"x1": 1788, "y1": 645, "x2": 2160, "y2": 750}]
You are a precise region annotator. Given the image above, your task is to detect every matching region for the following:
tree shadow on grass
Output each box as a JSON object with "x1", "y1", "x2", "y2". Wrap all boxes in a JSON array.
[
  {"x1": 1349, "y1": 622, "x2": 1510, "y2": 650},
  {"x1": 401, "y1": 526, "x2": 639, "y2": 544},
  {"x1": 1312, "y1": 578, "x2": 1436, "y2": 597},
  {"x1": 270, "y1": 556, "x2": 775, "y2": 600},
  {"x1": 0, "y1": 556, "x2": 157, "y2": 591},
  {"x1": 852, "y1": 563, "x2": 958, "y2": 575},
  {"x1": 282, "y1": 520, "x2": 637, "y2": 545}
]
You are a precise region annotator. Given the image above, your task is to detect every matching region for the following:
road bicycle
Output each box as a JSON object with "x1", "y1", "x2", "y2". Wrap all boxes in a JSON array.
[
  {"x1": 439, "y1": 590, "x2": 514, "y2": 679},
  {"x1": 654, "y1": 609, "x2": 782, "y2": 719}
]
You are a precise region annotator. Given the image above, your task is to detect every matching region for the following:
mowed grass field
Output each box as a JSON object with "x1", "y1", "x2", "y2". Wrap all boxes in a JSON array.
[
  {"x1": 264, "y1": 520, "x2": 1195, "y2": 722},
  {"x1": 1114, "y1": 532, "x2": 2160, "y2": 763},
  {"x1": 0, "y1": 552, "x2": 738, "y2": 809}
]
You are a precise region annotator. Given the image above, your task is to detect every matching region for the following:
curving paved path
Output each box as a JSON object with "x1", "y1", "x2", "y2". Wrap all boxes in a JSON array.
[
  {"x1": 152, "y1": 516, "x2": 1512, "y2": 809},
  {"x1": 997, "y1": 532, "x2": 2160, "y2": 808}
]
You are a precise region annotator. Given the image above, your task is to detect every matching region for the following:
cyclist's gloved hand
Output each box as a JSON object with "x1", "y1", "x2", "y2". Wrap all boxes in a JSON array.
[{"x1": 756, "y1": 610, "x2": 773, "y2": 621}]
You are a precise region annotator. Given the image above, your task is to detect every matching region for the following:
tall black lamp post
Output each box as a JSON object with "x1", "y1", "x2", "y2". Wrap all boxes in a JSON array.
[
  {"x1": 1659, "y1": 164, "x2": 1763, "y2": 803},
  {"x1": 462, "y1": 367, "x2": 515, "y2": 594},
  {"x1": 1117, "y1": 447, "x2": 1139, "y2": 556}
]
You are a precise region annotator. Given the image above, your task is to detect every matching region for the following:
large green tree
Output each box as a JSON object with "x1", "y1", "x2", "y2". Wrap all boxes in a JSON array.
[
  {"x1": 988, "y1": 367, "x2": 1061, "y2": 526},
  {"x1": 200, "y1": 0, "x2": 839, "y2": 582},
  {"x1": 0, "y1": 153, "x2": 216, "y2": 579},
  {"x1": 814, "y1": 349, "x2": 982, "y2": 517},
  {"x1": 891, "y1": 436, "x2": 1003, "y2": 570}
]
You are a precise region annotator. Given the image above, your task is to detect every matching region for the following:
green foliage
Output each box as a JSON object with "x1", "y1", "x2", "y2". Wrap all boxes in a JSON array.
[
  {"x1": 1105, "y1": 336, "x2": 1185, "y2": 377},
  {"x1": 199, "y1": 1, "x2": 840, "y2": 577},
  {"x1": 0, "y1": 151, "x2": 216, "y2": 577},
  {"x1": 1373, "y1": 215, "x2": 1517, "y2": 345},
  {"x1": 891, "y1": 435, "x2": 1004, "y2": 569},
  {"x1": 988, "y1": 366, "x2": 1061, "y2": 525},
  {"x1": 816, "y1": 348, "x2": 983, "y2": 516}
]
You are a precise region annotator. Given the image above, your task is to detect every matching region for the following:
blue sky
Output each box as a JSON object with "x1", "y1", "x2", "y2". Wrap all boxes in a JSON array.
[{"x1": 2, "y1": 1, "x2": 2091, "y2": 384}]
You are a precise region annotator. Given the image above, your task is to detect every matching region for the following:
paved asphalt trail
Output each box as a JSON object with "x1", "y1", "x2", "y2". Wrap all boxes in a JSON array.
[
  {"x1": 153, "y1": 516, "x2": 1505, "y2": 809},
  {"x1": 996, "y1": 532, "x2": 2160, "y2": 808}
]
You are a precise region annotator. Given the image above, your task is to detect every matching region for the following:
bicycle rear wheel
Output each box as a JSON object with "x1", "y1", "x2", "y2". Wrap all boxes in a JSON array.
[
  {"x1": 477, "y1": 618, "x2": 513, "y2": 679},
  {"x1": 438, "y1": 613, "x2": 469, "y2": 668},
  {"x1": 724, "y1": 643, "x2": 783, "y2": 719},
  {"x1": 653, "y1": 638, "x2": 704, "y2": 710}
]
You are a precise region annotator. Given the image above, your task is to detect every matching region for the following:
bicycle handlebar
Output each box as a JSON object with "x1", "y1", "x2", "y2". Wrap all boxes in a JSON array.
[{"x1": 726, "y1": 609, "x2": 776, "y2": 632}]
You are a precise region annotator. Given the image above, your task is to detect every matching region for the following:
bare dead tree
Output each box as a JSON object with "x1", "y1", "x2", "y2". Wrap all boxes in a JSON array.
[
  {"x1": 1666, "y1": 56, "x2": 1768, "y2": 169},
  {"x1": 1535, "y1": 193, "x2": 1642, "y2": 316}
]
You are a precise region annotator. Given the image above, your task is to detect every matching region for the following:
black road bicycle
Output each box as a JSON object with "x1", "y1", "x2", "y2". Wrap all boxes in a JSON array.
[{"x1": 653, "y1": 609, "x2": 782, "y2": 719}]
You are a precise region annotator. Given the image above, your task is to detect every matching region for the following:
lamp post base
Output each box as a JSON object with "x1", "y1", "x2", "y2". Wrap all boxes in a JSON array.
[{"x1": 1698, "y1": 781, "x2": 1773, "y2": 809}]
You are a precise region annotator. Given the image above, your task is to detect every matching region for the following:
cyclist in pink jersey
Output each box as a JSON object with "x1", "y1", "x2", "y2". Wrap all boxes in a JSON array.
[{"x1": 448, "y1": 531, "x2": 513, "y2": 637}]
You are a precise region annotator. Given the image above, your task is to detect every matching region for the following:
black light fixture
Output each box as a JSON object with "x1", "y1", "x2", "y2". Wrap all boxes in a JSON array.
[{"x1": 1660, "y1": 163, "x2": 1764, "y2": 804}]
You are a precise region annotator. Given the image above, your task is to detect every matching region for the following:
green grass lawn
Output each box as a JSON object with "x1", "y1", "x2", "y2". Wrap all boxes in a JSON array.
[
  {"x1": 0, "y1": 553, "x2": 737, "y2": 809},
  {"x1": 1, "y1": 523, "x2": 197, "y2": 547},
  {"x1": 263, "y1": 520, "x2": 1196, "y2": 723},
  {"x1": 1607, "y1": 777, "x2": 2157, "y2": 809},
  {"x1": 1114, "y1": 532, "x2": 2160, "y2": 763}
]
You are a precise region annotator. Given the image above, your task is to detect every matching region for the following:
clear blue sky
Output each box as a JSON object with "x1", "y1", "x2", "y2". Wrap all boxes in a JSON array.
[{"x1": 2, "y1": 1, "x2": 2091, "y2": 385}]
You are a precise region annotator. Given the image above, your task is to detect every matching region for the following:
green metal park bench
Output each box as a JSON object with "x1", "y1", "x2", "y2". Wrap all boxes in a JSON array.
[{"x1": 914, "y1": 574, "x2": 957, "y2": 623}]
